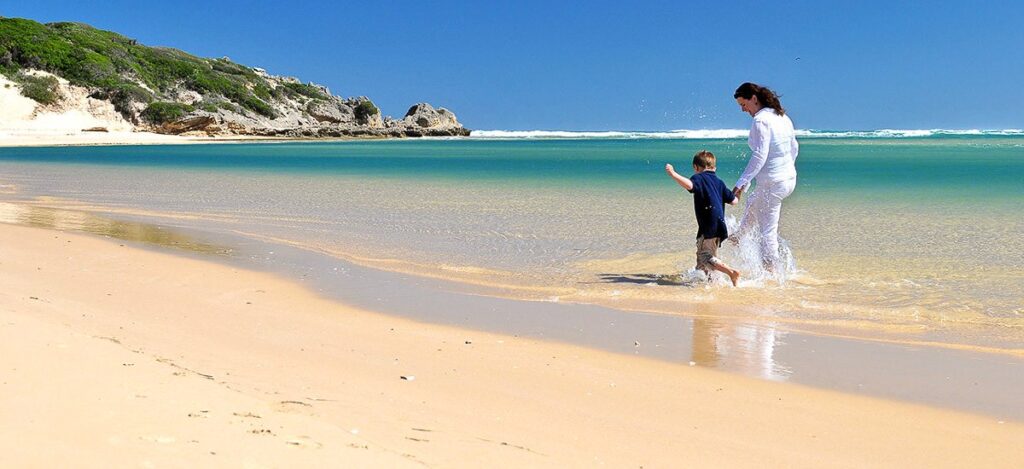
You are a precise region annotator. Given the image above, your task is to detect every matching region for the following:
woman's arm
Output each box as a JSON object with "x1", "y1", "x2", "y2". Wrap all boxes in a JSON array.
[
  {"x1": 665, "y1": 164, "x2": 693, "y2": 191},
  {"x1": 734, "y1": 120, "x2": 771, "y2": 191}
]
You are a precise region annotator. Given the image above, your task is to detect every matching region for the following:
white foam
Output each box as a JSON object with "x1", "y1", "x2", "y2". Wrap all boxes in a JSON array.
[
  {"x1": 721, "y1": 214, "x2": 800, "y2": 286},
  {"x1": 468, "y1": 128, "x2": 1024, "y2": 140},
  {"x1": 468, "y1": 129, "x2": 749, "y2": 139}
]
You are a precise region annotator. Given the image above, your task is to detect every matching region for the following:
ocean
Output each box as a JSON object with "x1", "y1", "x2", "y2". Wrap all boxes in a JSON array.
[{"x1": 1, "y1": 130, "x2": 1022, "y2": 352}]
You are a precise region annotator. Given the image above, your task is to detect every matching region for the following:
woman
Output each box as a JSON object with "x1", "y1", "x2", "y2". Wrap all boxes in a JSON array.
[{"x1": 731, "y1": 82, "x2": 798, "y2": 270}]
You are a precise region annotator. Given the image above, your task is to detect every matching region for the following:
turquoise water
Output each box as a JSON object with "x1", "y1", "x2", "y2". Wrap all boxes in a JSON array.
[
  {"x1": 3, "y1": 138, "x2": 1022, "y2": 214},
  {"x1": 2, "y1": 137, "x2": 1021, "y2": 194},
  {"x1": 1, "y1": 136, "x2": 1022, "y2": 349}
]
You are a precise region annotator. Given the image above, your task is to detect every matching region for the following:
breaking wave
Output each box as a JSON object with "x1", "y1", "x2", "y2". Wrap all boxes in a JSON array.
[
  {"x1": 469, "y1": 129, "x2": 1024, "y2": 140},
  {"x1": 469, "y1": 129, "x2": 749, "y2": 139}
]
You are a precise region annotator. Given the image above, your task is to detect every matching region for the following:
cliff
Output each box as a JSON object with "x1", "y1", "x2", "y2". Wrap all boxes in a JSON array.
[{"x1": 0, "y1": 18, "x2": 469, "y2": 138}]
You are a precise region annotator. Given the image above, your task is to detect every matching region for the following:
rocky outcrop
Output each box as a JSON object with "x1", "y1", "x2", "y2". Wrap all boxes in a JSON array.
[
  {"x1": 0, "y1": 19, "x2": 470, "y2": 139},
  {"x1": 146, "y1": 85, "x2": 469, "y2": 138},
  {"x1": 153, "y1": 93, "x2": 470, "y2": 138},
  {"x1": 158, "y1": 114, "x2": 217, "y2": 134},
  {"x1": 306, "y1": 101, "x2": 354, "y2": 124},
  {"x1": 400, "y1": 103, "x2": 462, "y2": 131},
  {"x1": 7, "y1": 68, "x2": 472, "y2": 138}
]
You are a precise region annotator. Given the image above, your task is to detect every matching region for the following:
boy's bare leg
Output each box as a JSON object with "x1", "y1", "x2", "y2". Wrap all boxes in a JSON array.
[{"x1": 711, "y1": 262, "x2": 741, "y2": 287}]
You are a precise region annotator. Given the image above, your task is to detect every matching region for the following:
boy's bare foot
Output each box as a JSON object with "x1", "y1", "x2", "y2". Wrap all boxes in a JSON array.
[{"x1": 728, "y1": 269, "x2": 741, "y2": 287}]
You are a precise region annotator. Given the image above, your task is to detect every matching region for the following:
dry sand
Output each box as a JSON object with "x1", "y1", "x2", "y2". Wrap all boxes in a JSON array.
[
  {"x1": 0, "y1": 72, "x2": 278, "y2": 148},
  {"x1": 1, "y1": 223, "x2": 1022, "y2": 468},
  {"x1": 0, "y1": 71, "x2": 193, "y2": 147}
]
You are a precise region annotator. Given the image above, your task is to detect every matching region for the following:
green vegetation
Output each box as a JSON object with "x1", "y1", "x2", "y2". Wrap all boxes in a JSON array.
[
  {"x1": 354, "y1": 100, "x2": 379, "y2": 122},
  {"x1": 140, "y1": 101, "x2": 194, "y2": 124},
  {"x1": 92, "y1": 83, "x2": 155, "y2": 117},
  {"x1": 282, "y1": 82, "x2": 329, "y2": 101},
  {"x1": 12, "y1": 72, "x2": 60, "y2": 104},
  {"x1": 0, "y1": 18, "x2": 287, "y2": 118},
  {"x1": 241, "y1": 95, "x2": 275, "y2": 118}
]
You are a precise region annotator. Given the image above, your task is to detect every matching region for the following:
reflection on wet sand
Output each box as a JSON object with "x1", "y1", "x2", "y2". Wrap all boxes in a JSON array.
[
  {"x1": 0, "y1": 202, "x2": 230, "y2": 255},
  {"x1": 691, "y1": 305, "x2": 790, "y2": 381}
]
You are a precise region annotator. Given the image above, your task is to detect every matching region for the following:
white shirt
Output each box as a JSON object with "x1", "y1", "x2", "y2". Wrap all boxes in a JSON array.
[{"x1": 735, "y1": 107, "x2": 799, "y2": 190}]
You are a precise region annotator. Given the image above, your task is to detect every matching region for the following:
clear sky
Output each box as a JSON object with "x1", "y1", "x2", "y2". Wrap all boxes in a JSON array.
[{"x1": 3, "y1": 1, "x2": 1022, "y2": 130}]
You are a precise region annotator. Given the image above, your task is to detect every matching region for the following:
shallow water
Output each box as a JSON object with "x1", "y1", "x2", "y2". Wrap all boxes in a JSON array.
[{"x1": 0, "y1": 137, "x2": 1021, "y2": 351}]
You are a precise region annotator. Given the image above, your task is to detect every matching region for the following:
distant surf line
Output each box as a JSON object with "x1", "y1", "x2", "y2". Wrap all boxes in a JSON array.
[{"x1": 468, "y1": 129, "x2": 1024, "y2": 140}]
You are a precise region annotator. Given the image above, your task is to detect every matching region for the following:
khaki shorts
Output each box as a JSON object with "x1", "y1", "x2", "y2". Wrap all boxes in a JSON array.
[{"x1": 696, "y1": 236, "x2": 723, "y2": 271}]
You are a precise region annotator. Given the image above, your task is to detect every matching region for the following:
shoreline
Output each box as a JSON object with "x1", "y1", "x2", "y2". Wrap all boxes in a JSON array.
[
  {"x1": 3, "y1": 199, "x2": 1024, "y2": 422},
  {"x1": 4, "y1": 139, "x2": 1019, "y2": 358},
  {"x1": 2, "y1": 222, "x2": 1023, "y2": 467},
  {"x1": 195, "y1": 222, "x2": 1024, "y2": 421},
  {"x1": 6, "y1": 195, "x2": 1021, "y2": 359},
  {"x1": 231, "y1": 230, "x2": 1024, "y2": 360},
  {"x1": 0, "y1": 129, "x2": 424, "y2": 148}
]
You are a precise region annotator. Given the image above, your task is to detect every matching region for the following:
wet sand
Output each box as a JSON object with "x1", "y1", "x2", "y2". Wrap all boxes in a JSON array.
[
  {"x1": 2, "y1": 223, "x2": 1023, "y2": 467},
  {"x1": 5, "y1": 201, "x2": 1023, "y2": 421}
]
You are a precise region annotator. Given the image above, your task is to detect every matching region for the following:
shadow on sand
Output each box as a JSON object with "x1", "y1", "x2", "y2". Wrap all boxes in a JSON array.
[{"x1": 595, "y1": 273, "x2": 701, "y2": 287}]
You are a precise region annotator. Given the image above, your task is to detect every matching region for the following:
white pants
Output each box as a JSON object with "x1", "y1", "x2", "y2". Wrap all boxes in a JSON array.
[{"x1": 736, "y1": 177, "x2": 796, "y2": 266}]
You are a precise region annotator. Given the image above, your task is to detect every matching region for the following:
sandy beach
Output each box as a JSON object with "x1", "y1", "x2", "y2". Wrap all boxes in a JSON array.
[
  {"x1": 0, "y1": 72, "x2": 326, "y2": 148},
  {"x1": 2, "y1": 222, "x2": 1022, "y2": 467},
  {"x1": 3, "y1": 5, "x2": 1021, "y2": 467}
]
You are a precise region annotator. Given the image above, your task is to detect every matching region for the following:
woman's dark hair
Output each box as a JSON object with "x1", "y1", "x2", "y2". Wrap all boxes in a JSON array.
[{"x1": 734, "y1": 82, "x2": 785, "y2": 116}]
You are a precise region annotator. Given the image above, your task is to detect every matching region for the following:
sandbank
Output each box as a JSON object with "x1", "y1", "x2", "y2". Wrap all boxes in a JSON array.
[{"x1": 1, "y1": 223, "x2": 1022, "y2": 467}]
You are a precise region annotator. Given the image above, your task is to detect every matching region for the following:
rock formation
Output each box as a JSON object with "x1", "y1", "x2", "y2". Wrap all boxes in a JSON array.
[{"x1": 0, "y1": 18, "x2": 471, "y2": 139}]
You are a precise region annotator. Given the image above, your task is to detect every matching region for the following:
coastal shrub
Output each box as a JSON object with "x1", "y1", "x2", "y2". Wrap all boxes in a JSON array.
[
  {"x1": 240, "y1": 95, "x2": 276, "y2": 118},
  {"x1": 87, "y1": 83, "x2": 153, "y2": 121},
  {"x1": 187, "y1": 71, "x2": 240, "y2": 97},
  {"x1": 282, "y1": 82, "x2": 329, "y2": 101},
  {"x1": 218, "y1": 101, "x2": 242, "y2": 113},
  {"x1": 197, "y1": 101, "x2": 241, "y2": 114},
  {"x1": 211, "y1": 57, "x2": 253, "y2": 77},
  {"x1": 140, "y1": 101, "x2": 194, "y2": 124},
  {"x1": 0, "y1": 18, "x2": 300, "y2": 123},
  {"x1": 354, "y1": 100, "x2": 379, "y2": 122},
  {"x1": 110, "y1": 84, "x2": 154, "y2": 119},
  {"x1": 252, "y1": 82, "x2": 272, "y2": 100},
  {"x1": 0, "y1": 18, "x2": 75, "y2": 74},
  {"x1": 15, "y1": 72, "x2": 61, "y2": 104},
  {"x1": 269, "y1": 85, "x2": 285, "y2": 99},
  {"x1": 0, "y1": 49, "x2": 14, "y2": 68}
]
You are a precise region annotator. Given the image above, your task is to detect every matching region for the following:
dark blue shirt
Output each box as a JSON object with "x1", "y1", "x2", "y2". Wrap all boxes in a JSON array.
[{"x1": 687, "y1": 170, "x2": 735, "y2": 240}]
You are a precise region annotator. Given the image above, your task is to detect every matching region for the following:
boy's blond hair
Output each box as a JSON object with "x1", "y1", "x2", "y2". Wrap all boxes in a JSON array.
[{"x1": 692, "y1": 150, "x2": 716, "y2": 169}]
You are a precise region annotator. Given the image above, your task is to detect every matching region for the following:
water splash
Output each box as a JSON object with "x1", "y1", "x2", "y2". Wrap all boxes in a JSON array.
[{"x1": 723, "y1": 214, "x2": 799, "y2": 287}]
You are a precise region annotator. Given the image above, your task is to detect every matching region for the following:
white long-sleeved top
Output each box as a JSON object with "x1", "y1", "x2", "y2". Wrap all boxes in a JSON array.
[{"x1": 735, "y1": 107, "x2": 799, "y2": 190}]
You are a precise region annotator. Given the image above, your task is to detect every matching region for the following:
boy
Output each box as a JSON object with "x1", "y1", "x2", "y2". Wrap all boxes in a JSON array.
[{"x1": 665, "y1": 150, "x2": 741, "y2": 286}]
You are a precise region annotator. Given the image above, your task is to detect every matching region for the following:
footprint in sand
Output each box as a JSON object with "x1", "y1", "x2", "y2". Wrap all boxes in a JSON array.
[
  {"x1": 284, "y1": 436, "x2": 323, "y2": 449},
  {"x1": 140, "y1": 435, "x2": 176, "y2": 444},
  {"x1": 273, "y1": 400, "x2": 313, "y2": 414}
]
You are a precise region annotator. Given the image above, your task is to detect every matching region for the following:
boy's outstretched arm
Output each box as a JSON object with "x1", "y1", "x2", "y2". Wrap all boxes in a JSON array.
[{"x1": 665, "y1": 164, "x2": 694, "y2": 191}]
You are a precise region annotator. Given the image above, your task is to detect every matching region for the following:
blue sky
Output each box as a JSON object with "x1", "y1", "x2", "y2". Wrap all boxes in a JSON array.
[{"x1": 3, "y1": 1, "x2": 1022, "y2": 130}]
